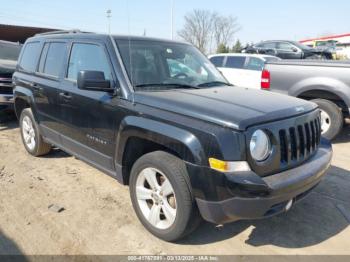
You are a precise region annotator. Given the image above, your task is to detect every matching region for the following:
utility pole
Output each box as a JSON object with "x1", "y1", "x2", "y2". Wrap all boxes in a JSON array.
[
  {"x1": 170, "y1": 0, "x2": 174, "y2": 40},
  {"x1": 106, "y1": 9, "x2": 112, "y2": 34}
]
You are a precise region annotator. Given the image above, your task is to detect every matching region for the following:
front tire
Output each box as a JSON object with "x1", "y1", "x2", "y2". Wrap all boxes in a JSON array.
[
  {"x1": 311, "y1": 99, "x2": 343, "y2": 140},
  {"x1": 20, "y1": 108, "x2": 51, "y2": 156},
  {"x1": 129, "y1": 151, "x2": 200, "y2": 242}
]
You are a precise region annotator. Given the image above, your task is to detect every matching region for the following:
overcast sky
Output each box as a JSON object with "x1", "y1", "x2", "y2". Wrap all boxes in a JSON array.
[{"x1": 0, "y1": 0, "x2": 349, "y2": 45}]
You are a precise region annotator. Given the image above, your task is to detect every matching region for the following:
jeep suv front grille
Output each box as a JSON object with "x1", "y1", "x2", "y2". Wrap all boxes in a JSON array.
[
  {"x1": 246, "y1": 110, "x2": 322, "y2": 177},
  {"x1": 279, "y1": 117, "x2": 321, "y2": 165}
]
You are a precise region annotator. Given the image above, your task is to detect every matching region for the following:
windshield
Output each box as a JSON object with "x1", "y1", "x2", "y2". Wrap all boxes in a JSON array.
[
  {"x1": 115, "y1": 39, "x2": 228, "y2": 91},
  {"x1": 0, "y1": 41, "x2": 22, "y2": 61}
]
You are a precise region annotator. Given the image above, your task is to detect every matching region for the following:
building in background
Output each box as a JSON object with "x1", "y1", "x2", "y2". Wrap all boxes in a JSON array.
[{"x1": 0, "y1": 24, "x2": 57, "y2": 43}]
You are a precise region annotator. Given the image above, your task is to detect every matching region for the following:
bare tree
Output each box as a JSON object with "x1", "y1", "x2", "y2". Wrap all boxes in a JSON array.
[
  {"x1": 178, "y1": 9, "x2": 215, "y2": 53},
  {"x1": 178, "y1": 9, "x2": 240, "y2": 54},
  {"x1": 213, "y1": 15, "x2": 240, "y2": 49}
]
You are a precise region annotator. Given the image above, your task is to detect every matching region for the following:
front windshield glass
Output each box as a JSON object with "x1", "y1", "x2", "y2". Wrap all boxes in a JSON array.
[{"x1": 115, "y1": 39, "x2": 228, "y2": 91}]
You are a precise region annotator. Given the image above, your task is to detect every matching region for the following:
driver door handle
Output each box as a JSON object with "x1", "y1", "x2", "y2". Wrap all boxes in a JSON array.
[{"x1": 59, "y1": 92, "x2": 72, "y2": 100}]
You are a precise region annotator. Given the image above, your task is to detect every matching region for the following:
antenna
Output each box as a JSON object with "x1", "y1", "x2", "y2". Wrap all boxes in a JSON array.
[
  {"x1": 106, "y1": 9, "x2": 112, "y2": 34},
  {"x1": 170, "y1": 0, "x2": 174, "y2": 40}
]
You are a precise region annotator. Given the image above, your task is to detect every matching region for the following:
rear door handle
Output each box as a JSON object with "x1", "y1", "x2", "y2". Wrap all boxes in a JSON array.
[{"x1": 59, "y1": 92, "x2": 72, "y2": 100}]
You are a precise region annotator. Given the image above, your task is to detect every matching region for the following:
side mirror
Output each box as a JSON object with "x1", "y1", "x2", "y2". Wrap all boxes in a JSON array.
[
  {"x1": 77, "y1": 71, "x2": 112, "y2": 92},
  {"x1": 292, "y1": 47, "x2": 299, "y2": 52}
]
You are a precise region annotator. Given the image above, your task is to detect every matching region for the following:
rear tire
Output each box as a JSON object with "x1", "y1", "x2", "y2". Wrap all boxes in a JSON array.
[
  {"x1": 20, "y1": 108, "x2": 51, "y2": 156},
  {"x1": 129, "y1": 151, "x2": 200, "y2": 242},
  {"x1": 311, "y1": 99, "x2": 343, "y2": 140}
]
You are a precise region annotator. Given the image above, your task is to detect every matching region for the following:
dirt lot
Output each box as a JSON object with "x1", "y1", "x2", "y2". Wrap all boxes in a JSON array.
[{"x1": 0, "y1": 116, "x2": 350, "y2": 256}]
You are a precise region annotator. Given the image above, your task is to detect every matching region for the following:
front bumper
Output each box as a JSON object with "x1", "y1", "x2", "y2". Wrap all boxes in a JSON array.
[{"x1": 194, "y1": 139, "x2": 332, "y2": 224}]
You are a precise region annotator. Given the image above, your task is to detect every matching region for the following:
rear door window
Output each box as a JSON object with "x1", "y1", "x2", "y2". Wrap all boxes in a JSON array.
[
  {"x1": 209, "y1": 56, "x2": 225, "y2": 67},
  {"x1": 258, "y1": 42, "x2": 276, "y2": 49},
  {"x1": 245, "y1": 57, "x2": 264, "y2": 71},
  {"x1": 18, "y1": 42, "x2": 41, "y2": 72},
  {"x1": 38, "y1": 42, "x2": 66, "y2": 77},
  {"x1": 224, "y1": 56, "x2": 246, "y2": 69}
]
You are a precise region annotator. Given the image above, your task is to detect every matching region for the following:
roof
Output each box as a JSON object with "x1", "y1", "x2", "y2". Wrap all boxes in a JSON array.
[
  {"x1": 29, "y1": 31, "x2": 189, "y2": 45},
  {"x1": 300, "y1": 33, "x2": 350, "y2": 43}
]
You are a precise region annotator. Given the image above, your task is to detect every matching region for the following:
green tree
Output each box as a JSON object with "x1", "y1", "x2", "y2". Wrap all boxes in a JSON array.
[
  {"x1": 216, "y1": 43, "x2": 229, "y2": 53},
  {"x1": 231, "y1": 40, "x2": 243, "y2": 53}
]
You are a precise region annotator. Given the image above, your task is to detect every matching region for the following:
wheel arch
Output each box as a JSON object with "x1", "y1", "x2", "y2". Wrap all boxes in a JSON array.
[
  {"x1": 13, "y1": 86, "x2": 38, "y2": 120},
  {"x1": 115, "y1": 116, "x2": 206, "y2": 185},
  {"x1": 296, "y1": 88, "x2": 349, "y2": 117}
]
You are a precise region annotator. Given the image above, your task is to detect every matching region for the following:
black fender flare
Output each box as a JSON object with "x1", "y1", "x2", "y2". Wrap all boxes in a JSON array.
[
  {"x1": 115, "y1": 116, "x2": 207, "y2": 167},
  {"x1": 13, "y1": 86, "x2": 39, "y2": 122}
]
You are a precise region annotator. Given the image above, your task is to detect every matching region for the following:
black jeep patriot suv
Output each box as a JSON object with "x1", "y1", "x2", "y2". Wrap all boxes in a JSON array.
[{"x1": 13, "y1": 31, "x2": 332, "y2": 241}]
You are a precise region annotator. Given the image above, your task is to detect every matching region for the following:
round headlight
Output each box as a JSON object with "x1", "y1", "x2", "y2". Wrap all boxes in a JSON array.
[{"x1": 250, "y1": 130, "x2": 271, "y2": 162}]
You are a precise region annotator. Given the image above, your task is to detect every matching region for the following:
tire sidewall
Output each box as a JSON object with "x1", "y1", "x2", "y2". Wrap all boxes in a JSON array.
[
  {"x1": 20, "y1": 109, "x2": 40, "y2": 155},
  {"x1": 312, "y1": 99, "x2": 343, "y2": 140},
  {"x1": 129, "y1": 153, "x2": 193, "y2": 241}
]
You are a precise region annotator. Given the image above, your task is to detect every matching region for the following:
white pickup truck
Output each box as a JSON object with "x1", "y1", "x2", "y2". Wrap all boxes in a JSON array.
[{"x1": 209, "y1": 53, "x2": 280, "y2": 89}]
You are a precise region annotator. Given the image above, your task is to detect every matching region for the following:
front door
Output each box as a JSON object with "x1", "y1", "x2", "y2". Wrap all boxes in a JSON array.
[
  {"x1": 276, "y1": 42, "x2": 302, "y2": 59},
  {"x1": 56, "y1": 41, "x2": 122, "y2": 172}
]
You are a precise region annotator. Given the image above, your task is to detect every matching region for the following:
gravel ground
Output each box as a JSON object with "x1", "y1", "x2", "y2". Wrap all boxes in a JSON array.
[{"x1": 0, "y1": 116, "x2": 349, "y2": 255}]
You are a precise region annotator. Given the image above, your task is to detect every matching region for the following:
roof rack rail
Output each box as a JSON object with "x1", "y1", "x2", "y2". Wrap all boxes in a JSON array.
[{"x1": 35, "y1": 29, "x2": 90, "y2": 36}]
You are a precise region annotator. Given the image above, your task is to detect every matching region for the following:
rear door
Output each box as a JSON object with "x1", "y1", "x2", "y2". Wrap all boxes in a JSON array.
[
  {"x1": 220, "y1": 56, "x2": 247, "y2": 86},
  {"x1": 34, "y1": 41, "x2": 68, "y2": 131},
  {"x1": 276, "y1": 42, "x2": 301, "y2": 59}
]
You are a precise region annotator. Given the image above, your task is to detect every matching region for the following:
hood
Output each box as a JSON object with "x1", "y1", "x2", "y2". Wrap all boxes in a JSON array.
[
  {"x1": 134, "y1": 86, "x2": 317, "y2": 130},
  {"x1": 0, "y1": 59, "x2": 17, "y2": 77}
]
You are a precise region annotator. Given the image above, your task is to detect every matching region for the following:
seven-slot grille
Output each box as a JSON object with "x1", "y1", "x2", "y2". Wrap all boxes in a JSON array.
[{"x1": 279, "y1": 116, "x2": 321, "y2": 165}]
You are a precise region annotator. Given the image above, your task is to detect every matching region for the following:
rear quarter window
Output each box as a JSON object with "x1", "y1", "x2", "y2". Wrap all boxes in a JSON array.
[
  {"x1": 209, "y1": 56, "x2": 224, "y2": 67},
  {"x1": 245, "y1": 57, "x2": 264, "y2": 71},
  {"x1": 18, "y1": 42, "x2": 41, "y2": 72},
  {"x1": 224, "y1": 56, "x2": 246, "y2": 69}
]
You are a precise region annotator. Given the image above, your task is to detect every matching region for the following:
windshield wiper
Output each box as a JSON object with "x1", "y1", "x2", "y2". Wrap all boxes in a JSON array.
[
  {"x1": 134, "y1": 83, "x2": 200, "y2": 89},
  {"x1": 197, "y1": 81, "x2": 233, "y2": 87}
]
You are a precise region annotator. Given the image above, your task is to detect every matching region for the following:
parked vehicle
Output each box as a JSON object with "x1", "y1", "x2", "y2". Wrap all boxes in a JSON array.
[
  {"x1": 0, "y1": 40, "x2": 22, "y2": 108},
  {"x1": 243, "y1": 40, "x2": 333, "y2": 60},
  {"x1": 13, "y1": 31, "x2": 332, "y2": 241},
  {"x1": 263, "y1": 60, "x2": 350, "y2": 140},
  {"x1": 305, "y1": 40, "x2": 341, "y2": 60},
  {"x1": 208, "y1": 53, "x2": 280, "y2": 89}
]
